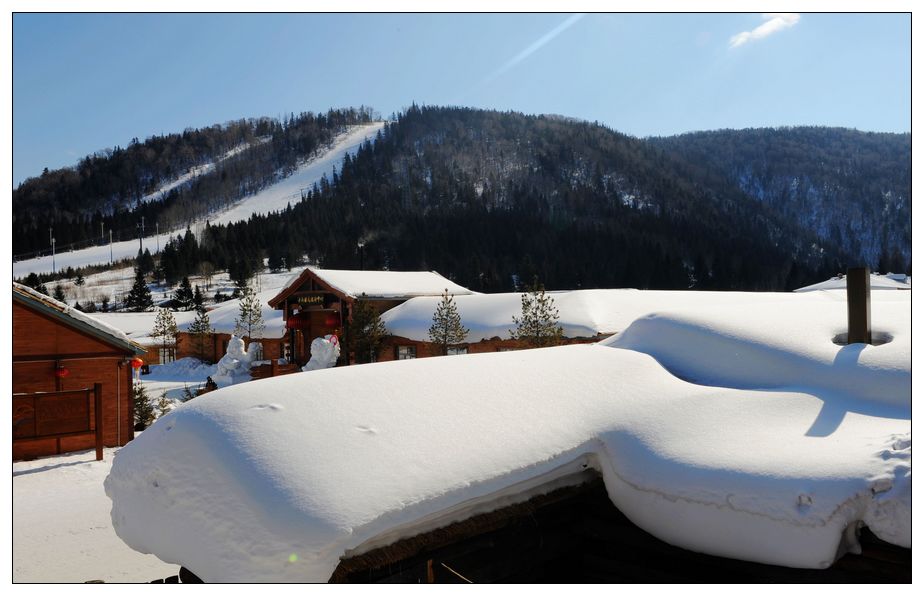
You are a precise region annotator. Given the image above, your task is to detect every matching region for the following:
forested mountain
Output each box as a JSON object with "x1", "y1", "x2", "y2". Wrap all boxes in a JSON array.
[
  {"x1": 13, "y1": 106, "x2": 910, "y2": 292},
  {"x1": 651, "y1": 127, "x2": 910, "y2": 274},
  {"x1": 13, "y1": 107, "x2": 375, "y2": 255}
]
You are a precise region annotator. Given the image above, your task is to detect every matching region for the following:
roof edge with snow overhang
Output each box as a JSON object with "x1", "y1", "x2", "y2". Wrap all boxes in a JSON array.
[
  {"x1": 13, "y1": 282, "x2": 147, "y2": 356},
  {"x1": 268, "y1": 267, "x2": 474, "y2": 308}
]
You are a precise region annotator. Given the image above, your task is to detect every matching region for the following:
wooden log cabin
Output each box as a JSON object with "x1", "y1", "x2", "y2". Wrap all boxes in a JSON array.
[
  {"x1": 268, "y1": 268, "x2": 473, "y2": 366},
  {"x1": 13, "y1": 283, "x2": 147, "y2": 460}
]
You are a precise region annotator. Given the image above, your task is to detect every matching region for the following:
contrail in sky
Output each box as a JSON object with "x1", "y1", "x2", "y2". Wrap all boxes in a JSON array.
[
  {"x1": 484, "y1": 13, "x2": 586, "y2": 84},
  {"x1": 452, "y1": 13, "x2": 585, "y2": 104}
]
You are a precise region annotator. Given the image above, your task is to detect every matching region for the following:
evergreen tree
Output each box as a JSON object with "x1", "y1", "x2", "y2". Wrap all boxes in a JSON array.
[
  {"x1": 347, "y1": 294, "x2": 387, "y2": 364},
  {"x1": 428, "y1": 289, "x2": 469, "y2": 355},
  {"x1": 137, "y1": 248, "x2": 155, "y2": 274},
  {"x1": 510, "y1": 277, "x2": 563, "y2": 348},
  {"x1": 75, "y1": 273, "x2": 85, "y2": 286},
  {"x1": 156, "y1": 392, "x2": 173, "y2": 418},
  {"x1": 174, "y1": 276, "x2": 195, "y2": 310},
  {"x1": 193, "y1": 285, "x2": 205, "y2": 311},
  {"x1": 234, "y1": 284, "x2": 265, "y2": 341},
  {"x1": 36, "y1": 283, "x2": 49, "y2": 296},
  {"x1": 53, "y1": 284, "x2": 67, "y2": 303},
  {"x1": 101, "y1": 296, "x2": 110, "y2": 312},
  {"x1": 151, "y1": 308, "x2": 179, "y2": 358},
  {"x1": 74, "y1": 301, "x2": 83, "y2": 312},
  {"x1": 187, "y1": 307, "x2": 214, "y2": 362},
  {"x1": 83, "y1": 301, "x2": 98, "y2": 313},
  {"x1": 125, "y1": 267, "x2": 154, "y2": 312},
  {"x1": 132, "y1": 382, "x2": 156, "y2": 429}
]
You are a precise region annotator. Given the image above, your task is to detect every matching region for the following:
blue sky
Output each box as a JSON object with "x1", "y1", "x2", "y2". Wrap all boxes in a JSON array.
[{"x1": 13, "y1": 12, "x2": 911, "y2": 186}]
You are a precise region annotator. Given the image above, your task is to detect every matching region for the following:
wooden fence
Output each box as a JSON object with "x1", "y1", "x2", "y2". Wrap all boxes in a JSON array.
[{"x1": 13, "y1": 383, "x2": 104, "y2": 460}]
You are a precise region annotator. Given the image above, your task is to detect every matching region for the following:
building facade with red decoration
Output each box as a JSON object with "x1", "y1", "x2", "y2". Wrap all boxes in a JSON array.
[
  {"x1": 268, "y1": 268, "x2": 473, "y2": 366},
  {"x1": 13, "y1": 283, "x2": 147, "y2": 460}
]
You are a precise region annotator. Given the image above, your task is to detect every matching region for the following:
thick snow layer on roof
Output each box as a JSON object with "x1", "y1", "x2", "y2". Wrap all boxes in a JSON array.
[
  {"x1": 292, "y1": 268, "x2": 474, "y2": 299},
  {"x1": 381, "y1": 288, "x2": 904, "y2": 342},
  {"x1": 93, "y1": 289, "x2": 286, "y2": 342},
  {"x1": 13, "y1": 282, "x2": 143, "y2": 352},
  {"x1": 183, "y1": 289, "x2": 286, "y2": 338},
  {"x1": 105, "y1": 291, "x2": 910, "y2": 582},
  {"x1": 795, "y1": 273, "x2": 911, "y2": 292}
]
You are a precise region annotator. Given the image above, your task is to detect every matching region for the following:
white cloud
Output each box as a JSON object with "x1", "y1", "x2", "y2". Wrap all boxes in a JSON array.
[{"x1": 729, "y1": 13, "x2": 800, "y2": 48}]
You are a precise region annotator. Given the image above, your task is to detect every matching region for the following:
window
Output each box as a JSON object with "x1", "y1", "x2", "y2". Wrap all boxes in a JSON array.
[
  {"x1": 396, "y1": 346, "x2": 417, "y2": 360},
  {"x1": 158, "y1": 347, "x2": 175, "y2": 364},
  {"x1": 447, "y1": 346, "x2": 468, "y2": 355}
]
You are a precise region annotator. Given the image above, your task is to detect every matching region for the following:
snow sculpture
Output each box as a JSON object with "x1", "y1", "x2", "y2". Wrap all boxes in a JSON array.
[
  {"x1": 212, "y1": 334, "x2": 256, "y2": 386},
  {"x1": 302, "y1": 335, "x2": 340, "y2": 372}
]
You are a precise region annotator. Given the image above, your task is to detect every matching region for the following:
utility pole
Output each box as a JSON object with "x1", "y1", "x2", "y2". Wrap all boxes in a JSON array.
[
  {"x1": 109, "y1": 230, "x2": 113, "y2": 264},
  {"x1": 51, "y1": 237, "x2": 56, "y2": 274},
  {"x1": 100, "y1": 222, "x2": 104, "y2": 241},
  {"x1": 156, "y1": 222, "x2": 159, "y2": 253}
]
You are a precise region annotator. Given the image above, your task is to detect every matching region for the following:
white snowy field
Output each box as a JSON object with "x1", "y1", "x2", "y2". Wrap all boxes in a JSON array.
[
  {"x1": 104, "y1": 291, "x2": 911, "y2": 582},
  {"x1": 12, "y1": 448, "x2": 178, "y2": 583},
  {"x1": 12, "y1": 123, "x2": 385, "y2": 279}
]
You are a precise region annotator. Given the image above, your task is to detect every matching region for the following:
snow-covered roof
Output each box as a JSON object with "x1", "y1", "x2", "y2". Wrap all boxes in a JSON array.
[
  {"x1": 794, "y1": 273, "x2": 911, "y2": 292},
  {"x1": 13, "y1": 282, "x2": 146, "y2": 355},
  {"x1": 105, "y1": 290, "x2": 910, "y2": 582},
  {"x1": 381, "y1": 288, "x2": 908, "y2": 342},
  {"x1": 93, "y1": 290, "x2": 287, "y2": 341},
  {"x1": 270, "y1": 267, "x2": 473, "y2": 306},
  {"x1": 180, "y1": 289, "x2": 286, "y2": 338}
]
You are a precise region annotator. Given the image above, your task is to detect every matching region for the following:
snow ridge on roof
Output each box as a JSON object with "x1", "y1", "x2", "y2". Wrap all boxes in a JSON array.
[
  {"x1": 795, "y1": 273, "x2": 911, "y2": 292},
  {"x1": 13, "y1": 282, "x2": 145, "y2": 353},
  {"x1": 106, "y1": 291, "x2": 910, "y2": 581}
]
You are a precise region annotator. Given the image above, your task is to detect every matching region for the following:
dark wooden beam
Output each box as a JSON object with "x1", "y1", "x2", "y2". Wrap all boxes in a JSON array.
[{"x1": 847, "y1": 267, "x2": 871, "y2": 344}]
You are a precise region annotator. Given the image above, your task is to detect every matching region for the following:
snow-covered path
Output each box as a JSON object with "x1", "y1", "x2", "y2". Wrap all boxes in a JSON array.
[
  {"x1": 12, "y1": 122, "x2": 385, "y2": 279},
  {"x1": 13, "y1": 448, "x2": 177, "y2": 583}
]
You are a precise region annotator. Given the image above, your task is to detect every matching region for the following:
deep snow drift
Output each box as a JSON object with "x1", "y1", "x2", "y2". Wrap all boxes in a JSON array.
[{"x1": 104, "y1": 291, "x2": 910, "y2": 582}]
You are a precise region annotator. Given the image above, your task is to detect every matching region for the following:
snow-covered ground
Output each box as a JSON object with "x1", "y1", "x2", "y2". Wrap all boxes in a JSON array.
[
  {"x1": 13, "y1": 448, "x2": 178, "y2": 583},
  {"x1": 12, "y1": 123, "x2": 385, "y2": 279},
  {"x1": 103, "y1": 290, "x2": 910, "y2": 582}
]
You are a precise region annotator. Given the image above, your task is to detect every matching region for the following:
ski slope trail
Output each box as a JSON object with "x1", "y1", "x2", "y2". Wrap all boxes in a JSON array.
[{"x1": 13, "y1": 122, "x2": 386, "y2": 278}]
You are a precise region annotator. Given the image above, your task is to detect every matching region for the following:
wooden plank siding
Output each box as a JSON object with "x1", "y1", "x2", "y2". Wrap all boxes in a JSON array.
[{"x1": 12, "y1": 301, "x2": 137, "y2": 460}]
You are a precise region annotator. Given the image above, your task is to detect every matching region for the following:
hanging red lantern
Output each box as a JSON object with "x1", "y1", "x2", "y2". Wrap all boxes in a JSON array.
[
  {"x1": 130, "y1": 357, "x2": 144, "y2": 370},
  {"x1": 54, "y1": 365, "x2": 70, "y2": 378},
  {"x1": 324, "y1": 313, "x2": 339, "y2": 327}
]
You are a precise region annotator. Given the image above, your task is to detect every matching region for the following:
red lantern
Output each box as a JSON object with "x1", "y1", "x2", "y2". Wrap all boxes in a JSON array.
[
  {"x1": 324, "y1": 313, "x2": 339, "y2": 327},
  {"x1": 130, "y1": 357, "x2": 144, "y2": 370},
  {"x1": 54, "y1": 365, "x2": 70, "y2": 378}
]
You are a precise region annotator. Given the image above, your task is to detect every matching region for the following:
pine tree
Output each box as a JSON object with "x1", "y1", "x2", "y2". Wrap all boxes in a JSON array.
[
  {"x1": 132, "y1": 382, "x2": 156, "y2": 429},
  {"x1": 156, "y1": 392, "x2": 173, "y2": 418},
  {"x1": 510, "y1": 277, "x2": 563, "y2": 348},
  {"x1": 174, "y1": 276, "x2": 195, "y2": 311},
  {"x1": 193, "y1": 285, "x2": 204, "y2": 311},
  {"x1": 348, "y1": 294, "x2": 387, "y2": 364},
  {"x1": 428, "y1": 289, "x2": 469, "y2": 355},
  {"x1": 53, "y1": 284, "x2": 67, "y2": 304},
  {"x1": 187, "y1": 307, "x2": 214, "y2": 362},
  {"x1": 234, "y1": 284, "x2": 265, "y2": 341},
  {"x1": 151, "y1": 308, "x2": 178, "y2": 358},
  {"x1": 125, "y1": 267, "x2": 153, "y2": 312},
  {"x1": 75, "y1": 273, "x2": 85, "y2": 286}
]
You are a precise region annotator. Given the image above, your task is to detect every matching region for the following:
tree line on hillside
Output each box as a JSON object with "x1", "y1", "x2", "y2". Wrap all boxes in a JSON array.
[
  {"x1": 15, "y1": 105, "x2": 907, "y2": 293},
  {"x1": 13, "y1": 107, "x2": 375, "y2": 255}
]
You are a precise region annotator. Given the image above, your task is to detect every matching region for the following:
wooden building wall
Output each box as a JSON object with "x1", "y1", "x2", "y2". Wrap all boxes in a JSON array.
[
  {"x1": 175, "y1": 332, "x2": 285, "y2": 364},
  {"x1": 12, "y1": 302, "x2": 135, "y2": 460}
]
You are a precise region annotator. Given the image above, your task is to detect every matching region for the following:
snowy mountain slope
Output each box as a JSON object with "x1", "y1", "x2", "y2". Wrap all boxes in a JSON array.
[
  {"x1": 105, "y1": 292, "x2": 910, "y2": 582},
  {"x1": 207, "y1": 123, "x2": 384, "y2": 227},
  {"x1": 12, "y1": 123, "x2": 384, "y2": 278},
  {"x1": 139, "y1": 138, "x2": 271, "y2": 205}
]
